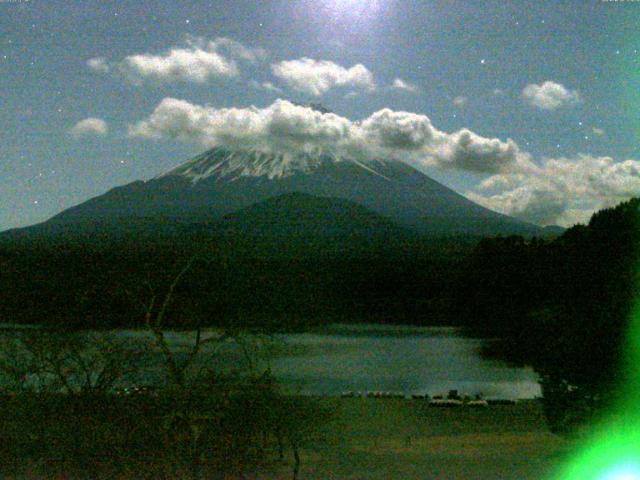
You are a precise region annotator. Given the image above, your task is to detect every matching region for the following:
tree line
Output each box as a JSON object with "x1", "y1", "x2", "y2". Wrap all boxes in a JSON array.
[
  {"x1": 1, "y1": 198, "x2": 638, "y2": 433},
  {"x1": 454, "y1": 198, "x2": 640, "y2": 432}
]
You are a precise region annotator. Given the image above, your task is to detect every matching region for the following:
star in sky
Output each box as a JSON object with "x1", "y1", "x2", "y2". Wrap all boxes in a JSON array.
[{"x1": 0, "y1": 0, "x2": 639, "y2": 231}]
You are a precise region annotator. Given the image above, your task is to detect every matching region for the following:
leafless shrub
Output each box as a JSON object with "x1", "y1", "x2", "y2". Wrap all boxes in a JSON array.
[{"x1": 0, "y1": 330, "x2": 144, "y2": 395}]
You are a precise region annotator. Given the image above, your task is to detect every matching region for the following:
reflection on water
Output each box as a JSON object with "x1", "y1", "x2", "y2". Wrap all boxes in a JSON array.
[{"x1": 268, "y1": 324, "x2": 540, "y2": 399}]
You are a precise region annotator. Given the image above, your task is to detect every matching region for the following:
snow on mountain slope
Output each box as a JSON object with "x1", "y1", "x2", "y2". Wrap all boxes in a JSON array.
[
  {"x1": 160, "y1": 146, "x2": 391, "y2": 182},
  {"x1": 37, "y1": 145, "x2": 543, "y2": 237}
]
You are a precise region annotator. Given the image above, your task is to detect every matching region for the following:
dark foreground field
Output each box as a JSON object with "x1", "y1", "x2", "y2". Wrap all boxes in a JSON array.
[
  {"x1": 0, "y1": 396, "x2": 570, "y2": 480},
  {"x1": 264, "y1": 398, "x2": 568, "y2": 480}
]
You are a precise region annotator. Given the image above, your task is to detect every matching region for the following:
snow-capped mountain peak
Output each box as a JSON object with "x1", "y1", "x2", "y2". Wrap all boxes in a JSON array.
[
  {"x1": 40, "y1": 144, "x2": 543, "y2": 238},
  {"x1": 160, "y1": 146, "x2": 391, "y2": 183}
]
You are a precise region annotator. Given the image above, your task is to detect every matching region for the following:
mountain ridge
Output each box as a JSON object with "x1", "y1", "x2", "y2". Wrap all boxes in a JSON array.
[{"x1": 8, "y1": 145, "x2": 553, "y2": 238}]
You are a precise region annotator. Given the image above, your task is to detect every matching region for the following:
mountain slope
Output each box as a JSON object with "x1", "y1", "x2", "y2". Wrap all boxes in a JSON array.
[
  {"x1": 30, "y1": 146, "x2": 543, "y2": 238},
  {"x1": 217, "y1": 192, "x2": 413, "y2": 257}
]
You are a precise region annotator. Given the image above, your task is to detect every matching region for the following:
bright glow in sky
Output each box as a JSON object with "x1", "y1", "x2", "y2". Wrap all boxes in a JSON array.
[
  {"x1": 312, "y1": 0, "x2": 388, "y2": 30},
  {"x1": 325, "y1": 0, "x2": 383, "y2": 15}
]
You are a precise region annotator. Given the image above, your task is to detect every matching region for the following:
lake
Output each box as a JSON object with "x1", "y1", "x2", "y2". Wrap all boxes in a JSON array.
[
  {"x1": 0, "y1": 323, "x2": 541, "y2": 399},
  {"x1": 269, "y1": 324, "x2": 540, "y2": 399}
]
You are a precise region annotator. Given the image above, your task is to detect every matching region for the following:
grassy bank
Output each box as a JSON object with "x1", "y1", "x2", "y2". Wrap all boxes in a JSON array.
[
  {"x1": 264, "y1": 398, "x2": 570, "y2": 480},
  {"x1": 0, "y1": 395, "x2": 570, "y2": 479}
]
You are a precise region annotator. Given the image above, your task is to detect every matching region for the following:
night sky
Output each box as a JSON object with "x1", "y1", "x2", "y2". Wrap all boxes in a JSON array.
[{"x1": 2, "y1": 0, "x2": 639, "y2": 230}]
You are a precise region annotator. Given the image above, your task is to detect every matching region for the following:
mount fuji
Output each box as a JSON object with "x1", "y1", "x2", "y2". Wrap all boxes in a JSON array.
[
  {"x1": 0, "y1": 145, "x2": 561, "y2": 327},
  {"x1": 6, "y1": 145, "x2": 555, "y2": 240}
]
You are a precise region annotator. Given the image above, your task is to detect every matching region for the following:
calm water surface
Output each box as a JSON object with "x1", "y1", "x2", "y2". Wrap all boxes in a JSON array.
[
  {"x1": 1, "y1": 323, "x2": 540, "y2": 399},
  {"x1": 269, "y1": 324, "x2": 540, "y2": 399}
]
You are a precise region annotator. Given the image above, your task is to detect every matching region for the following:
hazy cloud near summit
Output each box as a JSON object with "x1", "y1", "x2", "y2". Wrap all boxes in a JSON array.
[{"x1": 129, "y1": 98, "x2": 352, "y2": 150}]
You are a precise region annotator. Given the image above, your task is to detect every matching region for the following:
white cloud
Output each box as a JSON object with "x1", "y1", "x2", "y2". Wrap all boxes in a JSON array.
[
  {"x1": 87, "y1": 57, "x2": 110, "y2": 73},
  {"x1": 433, "y1": 129, "x2": 530, "y2": 174},
  {"x1": 467, "y1": 154, "x2": 640, "y2": 226},
  {"x1": 70, "y1": 117, "x2": 108, "y2": 137},
  {"x1": 592, "y1": 127, "x2": 605, "y2": 136},
  {"x1": 128, "y1": 98, "x2": 353, "y2": 151},
  {"x1": 453, "y1": 96, "x2": 467, "y2": 107},
  {"x1": 129, "y1": 98, "x2": 527, "y2": 177},
  {"x1": 392, "y1": 78, "x2": 419, "y2": 93},
  {"x1": 358, "y1": 109, "x2": 439, "y2": 151},
  {"x1": 88, "y1": 37, "x2": 264, "y2": 84},
  {"x1": 131, "y1": 98, "x2": 640, "y2": 226},
  {"x1": 271, "y1": 58, "x2": 375, "y2": 96},
  {"x1": 522, "y1": 81, "x2": 581, "y2": 110},
  {"x1": 121, "y1": 46, "x2": 237, "y2": 84}
]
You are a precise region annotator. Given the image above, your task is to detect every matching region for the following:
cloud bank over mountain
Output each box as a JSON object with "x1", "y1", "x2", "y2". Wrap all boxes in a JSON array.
[
  {"x1": 83, "y1": 35, "x2": 636, "y2": 229},
  {"x1": 128, "y1": 98, "x2": 527, "y2": 173},
  {"x1": 129, "y1": 98, "x2": 640, "y2": 226}
]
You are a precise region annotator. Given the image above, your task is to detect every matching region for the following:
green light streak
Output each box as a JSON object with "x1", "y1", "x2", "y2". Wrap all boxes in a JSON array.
[
  {"x1": 552, "y1": 300, "x2": 640, "y2": 480},
  {"x1": 549, "y1": 14, "x2": 640, "y2": 472},
  {"x1": 552, "y1": 209, "x2": 640, "y2": 477}
]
